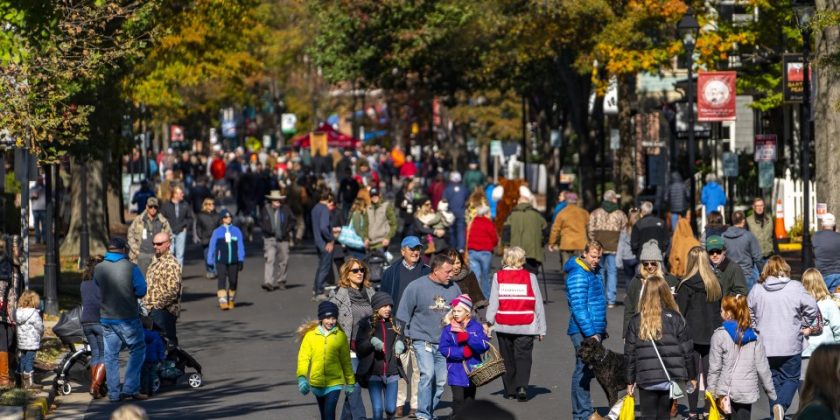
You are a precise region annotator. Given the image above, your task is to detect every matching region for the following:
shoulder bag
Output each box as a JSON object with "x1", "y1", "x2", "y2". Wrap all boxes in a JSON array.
[{"x1": 651, "y1": 340, "x2": 685, "y2": 400}]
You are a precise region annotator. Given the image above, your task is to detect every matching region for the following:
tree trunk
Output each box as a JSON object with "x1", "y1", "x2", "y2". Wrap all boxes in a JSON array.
[
  {"x1": 815, "y1": 0, "x2": 840, "y2": 217},
  {"x1": 60, "y1": 159, "x2": 108, "y2": 256},
  {"x1": 617, "y1": 74, "x2": 637, "y2": 207},
  {"x1": 558, "y1": 56, "x2": 595, "y2": 208}
]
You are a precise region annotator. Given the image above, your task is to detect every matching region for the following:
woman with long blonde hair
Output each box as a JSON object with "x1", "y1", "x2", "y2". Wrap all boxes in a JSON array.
[
  {"x1": 747, "y1": 255, "x2": 819, "y2": 417},
  {"x1": 800, "y1": 268, "x2": 840, "y2": 380},
  {"x1": 676, "y1": 247, "x2": 723, "y2": 419},
  {"x1": 625, "y1": 276, "x2": 696, "y2": 420}
]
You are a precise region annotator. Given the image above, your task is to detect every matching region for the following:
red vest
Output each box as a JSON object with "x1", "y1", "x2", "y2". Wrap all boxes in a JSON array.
[{"x1": 495, "y1": 269, "x2": 536, "y2": 325}]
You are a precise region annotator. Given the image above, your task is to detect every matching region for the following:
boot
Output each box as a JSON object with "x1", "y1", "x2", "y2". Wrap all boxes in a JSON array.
[
  {"x1": 90, "y1": 364, "x2": 106, "y2": 398},
  {"x1": 217, "y1": 290, "x2": 229, "y2": 310},
  {"x1": 22, "y1": 372, "x2": 41, "y2": 390},
  {"x1": 227, "y1": 290, "x2": 236, "y2": 309},
  {"x1": 670, "y1": 399, "x2": 678, "y2": 417},
  {"x1": 0, "y1": 352, "x2": 11, "y2": 389}
]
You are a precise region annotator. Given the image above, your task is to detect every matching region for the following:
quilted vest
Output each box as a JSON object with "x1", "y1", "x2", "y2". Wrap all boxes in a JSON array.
[{"x1": 495, "y1": 269, "x2": 536, "y2": 325}]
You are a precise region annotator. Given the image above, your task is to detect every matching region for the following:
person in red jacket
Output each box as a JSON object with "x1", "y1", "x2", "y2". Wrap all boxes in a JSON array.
[{"x1": 467, "y1": 203, "x2": 499, "y2": 297}]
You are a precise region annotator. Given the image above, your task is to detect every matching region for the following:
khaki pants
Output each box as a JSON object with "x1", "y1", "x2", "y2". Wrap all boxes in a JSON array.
[
  {"x1": 397, "y1": 344, "x2": 420, "y2": 409},
  {"x1": 263, "y1": 237, "x2": 289, "y2": 286}
]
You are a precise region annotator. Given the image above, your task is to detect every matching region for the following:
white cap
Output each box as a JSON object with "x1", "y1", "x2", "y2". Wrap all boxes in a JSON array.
[{"x1": 823, "y1": 213, "x2": 836, "y2": 227}]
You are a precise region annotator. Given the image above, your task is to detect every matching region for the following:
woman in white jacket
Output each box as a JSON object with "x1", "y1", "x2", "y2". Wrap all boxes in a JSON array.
[{"x1": 800, "y1": 268, "x2": 840, "y2": 377}]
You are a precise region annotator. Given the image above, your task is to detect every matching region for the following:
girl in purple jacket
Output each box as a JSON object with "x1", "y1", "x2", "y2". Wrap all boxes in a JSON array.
[{"x1": 438, "y1": 294, "x2": 490, "y2": 417}]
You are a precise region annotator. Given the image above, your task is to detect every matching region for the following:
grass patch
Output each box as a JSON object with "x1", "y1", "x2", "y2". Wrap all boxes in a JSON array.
[
  {"x1": 36, "y1": 337, "x2": 64, "y2": 367},
  {"x1": 0, "y1": 388, "x2": 28, "y2": 406}
]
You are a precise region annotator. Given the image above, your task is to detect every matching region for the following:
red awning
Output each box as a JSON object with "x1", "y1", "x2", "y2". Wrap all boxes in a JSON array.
[{"x1": 291, "y1": 123, "x2": 361, "y2": 149}]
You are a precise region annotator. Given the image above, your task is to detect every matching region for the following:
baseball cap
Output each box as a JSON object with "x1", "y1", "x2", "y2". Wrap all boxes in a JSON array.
[
  {"x1": 369, "y1": 187, "x2": 380, "y2": 196},
  {"x1": 146, "y1": 197, "x2": 159, "y2": 207},
  {"x1": 107, "y1": 237, "x2": 126, "y2": 251},
  {"x1": 822, "y1": 213, "x2": 836, "y2": 227},
  {"x1": 219, "y1": 209, "x2": 232, "y2": 218},
  {"x1": 706, "y1": 235, "x2": 726, "y2": 251},
  {"x1": 401, "y1": 236, "x2": 422, "y2": 249}
]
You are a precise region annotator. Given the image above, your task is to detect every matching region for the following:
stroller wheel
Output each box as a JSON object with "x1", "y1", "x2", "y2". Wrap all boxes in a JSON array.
[
  {"x1": 188, "y1": 373, "x2": 202, "y2": 388},
  {"x1": 60, "y1": 383, "x2": 72, "y2": 395}
]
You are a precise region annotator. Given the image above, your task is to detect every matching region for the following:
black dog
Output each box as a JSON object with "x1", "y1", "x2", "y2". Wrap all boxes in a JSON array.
[{"x1": 577, "y1": 337, "x2": 626, "y2": 406}]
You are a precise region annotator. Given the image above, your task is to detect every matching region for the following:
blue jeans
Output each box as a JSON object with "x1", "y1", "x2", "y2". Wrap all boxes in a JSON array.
[
  {"x1": 824, "y1": 273, "x2": 840, "y2": 294},
  {"x1": 340, "y1": 357, "x2": 367, "y2": 420},
  {"x1": 468, "y1": 250, "x2": 493, "y2": 297},
  {"x1": 32, "y1": 210, "x2": 46, "y2": 243},
  {"x1": 19, "y1": 350, "x2": 36, "y2": 374},
  {"x1": 314, "y1": 246, "x2": 333, "y2": 294},
  {"x1": 368, "y1": 376, "x2": 399, "y2": 420},
  {"x1": 768, "y1": 354, "x2": 801, "y2": 413},
  {"x1": 450, "y1": 217, "x2": 466, "y2": 251},
  {"x1": 413, "y1": 341, "x2": 447, "y2": 420},
  {"x1": 103, "y1": 319, "x2": 146, "y2": 400},
  {"x1": 317, "y1": 389, "x2": 342, "y2": 420},
  {"x1": 746, "y1": 267, "x2": 759, "y2": 292},
  {"x1": 170, "y1": 230, "x2": 187, "y2": 268},
  {"x1": 602, "y1": 254, "x2": 617, "y2": 305},
  {"x1": 83, "y1": 323, "x2": 105, "y2": 365},
  {"x1": 570, "y1": 333, "x2": 595, "y2": 420}
]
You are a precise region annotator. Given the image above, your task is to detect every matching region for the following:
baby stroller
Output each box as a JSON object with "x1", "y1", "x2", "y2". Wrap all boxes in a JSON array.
[
  {"x1": 52, "y1": 306, "x2": 98, "y2": 396},
  {"x1": 143, "y1": 316, "x2": 204, "y2": 393},
  {"x1": 365, "y1": 250, "x2": 391, "y2": 284}
]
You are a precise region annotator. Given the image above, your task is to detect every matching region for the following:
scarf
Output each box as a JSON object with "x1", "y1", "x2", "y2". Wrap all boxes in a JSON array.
[
  {"x1": 753, "y1": 212, "x2": 767, "y2": 227},
  {"x1": 449, "y1": 318, "x2": 468, "y2": 333},
  {"x1": 451, "y1": 267, "x2": 469, "y2": 282},
  {"x1": 601, "y1": 200, "x2": 619, "y2": 213},
  {"x1": 723, "y1": 320, "x2": 758, "y2": 345}
]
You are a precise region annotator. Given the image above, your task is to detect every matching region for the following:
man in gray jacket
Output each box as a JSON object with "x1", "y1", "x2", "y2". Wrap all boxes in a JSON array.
[
  {"x1": 396, "y1": 254, "x2": 461, "y2": 420},
  {"x1": 722, "y1": 211, "x2": 762, "y2": 290}
]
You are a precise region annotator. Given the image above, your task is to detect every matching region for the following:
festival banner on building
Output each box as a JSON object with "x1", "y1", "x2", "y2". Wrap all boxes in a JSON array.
[{"x1": 697, "y1": 71, "x2": 737, "y2": 121}]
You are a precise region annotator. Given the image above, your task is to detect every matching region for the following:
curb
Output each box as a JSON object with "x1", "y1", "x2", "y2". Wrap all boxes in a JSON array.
[{"x1": 23, "y1": 396, "x2": 47, "y2": 420}]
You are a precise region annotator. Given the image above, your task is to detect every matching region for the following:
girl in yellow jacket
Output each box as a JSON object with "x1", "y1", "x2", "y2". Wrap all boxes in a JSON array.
[{"x1": 296, "y1": 301, "x2": 355, "y2": 420}]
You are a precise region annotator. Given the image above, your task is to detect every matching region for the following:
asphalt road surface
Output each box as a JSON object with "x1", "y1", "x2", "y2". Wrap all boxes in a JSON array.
[{"x1": 54, "y1": 237, "x2": 784, "y2": 419}]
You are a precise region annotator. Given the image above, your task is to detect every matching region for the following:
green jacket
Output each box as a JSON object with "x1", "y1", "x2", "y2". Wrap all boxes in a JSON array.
[
  {"x1": 712, "y1": 257, "x2": 748, "y2": 297},
  {"x1": 297, "y1": 326, "x2": 355, "y2": 388},
  {"x1": 746, "y1": 213, "x2": 774, "y2": 257},
  {"x1": 622, "y1": 273, "x2": 680, "y2": 338},
  {"x1": 503, "y1": 203, "x2": 548, "y2": 263},
  {"x1": 464, "y1": 169, "x2": 485, "y2": 193},
  {"x1": 363, "y1": 202, "x2": 397, "y2": 249}
]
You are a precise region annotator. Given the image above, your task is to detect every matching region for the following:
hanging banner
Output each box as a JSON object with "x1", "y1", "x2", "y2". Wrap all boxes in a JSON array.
[
  {"x1": 697, "y1": 71, "x2": 737, "y2": 121},
  {"x1": 783, "y1": 54, "x2": 806, "y2": 103},
  {"x1": 754, "y1": 134, "x2": 777, "y2": 162}
]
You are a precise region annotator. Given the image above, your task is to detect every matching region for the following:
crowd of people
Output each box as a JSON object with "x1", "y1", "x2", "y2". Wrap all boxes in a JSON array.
[{"x1": 108, "y1": 142, "x2": 840, "y2": 419}]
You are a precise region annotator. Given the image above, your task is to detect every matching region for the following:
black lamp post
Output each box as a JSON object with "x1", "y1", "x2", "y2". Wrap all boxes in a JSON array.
[
  {"x1": 793, "y1": 0, "x2": 816, "y2": 269},
  {"x1": 679, "y1": 8, "x2": 700, "y2": 234}
]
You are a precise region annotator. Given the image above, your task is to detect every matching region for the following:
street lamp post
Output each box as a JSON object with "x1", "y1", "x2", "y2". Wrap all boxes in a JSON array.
[
  {"x1": 679, "y1": 8, "x2": 700, "y2": 235},
  {"x1": 794, "y1": 0, "x2": 816, "y2": 269}
]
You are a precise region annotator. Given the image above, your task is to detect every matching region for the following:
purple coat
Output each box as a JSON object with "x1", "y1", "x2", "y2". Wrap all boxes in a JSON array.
[{"x1": 439, "y1": 319, "x2": 491, "y2": 387}]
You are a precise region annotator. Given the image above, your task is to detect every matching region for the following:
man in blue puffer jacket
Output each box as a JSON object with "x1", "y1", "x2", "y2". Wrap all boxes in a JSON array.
[{"x1": 564, "y1": 241, "x2": 607, "y2": 420}]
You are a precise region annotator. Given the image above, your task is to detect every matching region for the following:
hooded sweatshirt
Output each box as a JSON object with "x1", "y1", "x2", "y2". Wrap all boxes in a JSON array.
[
  {"x1": 706, "y1": 321, "x2": 777, "y2": 404},
  {"x1": 747, "y1": 276, "x2": 819, "y2": 357},
  {"x1": 722, "y1": 226, "x2": 762, "y2": 279}
]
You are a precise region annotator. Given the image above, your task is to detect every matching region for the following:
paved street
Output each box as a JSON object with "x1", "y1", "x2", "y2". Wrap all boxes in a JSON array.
[{"x1": 50, "y1": 236, "x2": 784, "y2": 419}]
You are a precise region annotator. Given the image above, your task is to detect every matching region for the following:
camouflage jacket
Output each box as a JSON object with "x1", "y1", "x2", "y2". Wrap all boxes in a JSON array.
[
  {"x1": 127, "y1": 211, "x2": 172, "y2": 261},
  {"x1": 143, "y1": 252, "x2": 181, "y2": 316}
]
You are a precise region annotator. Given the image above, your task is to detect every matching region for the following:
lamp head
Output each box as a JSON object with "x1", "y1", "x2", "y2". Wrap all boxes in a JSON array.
[
  {"x1": 678, "y1": 8, "x2": 700, "y2": 46},
  {"x1": 792, "y1": 0, "x2": 816, "y2": 31}
]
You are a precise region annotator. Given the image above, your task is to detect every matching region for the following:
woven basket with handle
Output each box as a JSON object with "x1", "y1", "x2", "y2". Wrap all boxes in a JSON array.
[{"x1": 463, "y1": 343, "x2": 506, "y2": 387}]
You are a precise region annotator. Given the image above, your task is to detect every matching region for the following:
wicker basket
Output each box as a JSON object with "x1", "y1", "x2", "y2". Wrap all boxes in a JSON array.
[{"x1": 464, "y1": 344, "x2": 506, "y2": 387}]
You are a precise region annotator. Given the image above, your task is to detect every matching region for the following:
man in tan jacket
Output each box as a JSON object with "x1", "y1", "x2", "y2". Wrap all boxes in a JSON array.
[
  {"x1": 549, "y1": 193, "x2": 590, "y2": 271},
  {"x1": 586, "y1": 190, "x2": 627, "y2": 307}
]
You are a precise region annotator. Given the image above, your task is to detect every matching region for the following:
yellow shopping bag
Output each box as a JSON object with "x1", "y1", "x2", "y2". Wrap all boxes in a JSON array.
[
  {"x1": 619, "y1": 393, "x2": 635, "y2": 420},
  {"x1": 705, "y1": 391, "x2": 721, "y2": 420}
]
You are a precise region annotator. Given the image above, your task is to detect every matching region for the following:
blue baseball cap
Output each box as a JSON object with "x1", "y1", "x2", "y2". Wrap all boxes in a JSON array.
[{"x1": 401, "y1": 236, "x2": 422, "y2": 249}]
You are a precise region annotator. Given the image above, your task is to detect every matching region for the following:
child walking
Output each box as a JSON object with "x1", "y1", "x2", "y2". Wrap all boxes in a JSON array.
[
  {"x1": 439, "y1": 294, "x2": 490, "y2": 419},
  {"x1": 206, "y1": 209, "x2": 245, "y2": 310},
  {"x1": 355, "y1": 292, "x2": 406, "y2": 420},
  {"x1": 297, "y1": 301, "x2": 355, "y2": 420},
  {"x1": 706, "y1": 295, "x2": 782, "y2": 420},
  {"x1": 16, "y1": 290, "x2": 43, "y2": 390}
]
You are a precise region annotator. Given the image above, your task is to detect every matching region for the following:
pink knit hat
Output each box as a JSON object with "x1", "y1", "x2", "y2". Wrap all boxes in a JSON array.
[{"x1": 450, "y1": 294, "x2": 473, "y2": 311}]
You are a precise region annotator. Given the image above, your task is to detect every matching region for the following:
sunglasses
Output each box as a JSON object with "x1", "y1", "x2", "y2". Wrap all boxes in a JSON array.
[
  {"x1": 408, "y1": 246, "x2": 423, "y2": 252},
  {"x1": 709, "y1": 249, "x2": 724, "y2": 256},
  {"x1": 350, "y1": 268, "x2": 366, "y2": 274},
  {"x1": 642, "y1": 262, "x2": 659, "y2": 268},
  {"x1": 153, "y1": 241, "x2": 169, "y2": 246},
  {"x1": 147, "y1": 205, "x2": 158, "y2": 209}
]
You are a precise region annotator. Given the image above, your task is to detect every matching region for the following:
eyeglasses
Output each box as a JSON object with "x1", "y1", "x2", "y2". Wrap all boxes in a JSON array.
[
  {"x1": 642, "y1": 262, "x2": 659, "y2": 268},
  {"x1": 709, "y1": 249, "x2": 724, "y2": 256},
  {"x1": 350, "y1": 268, "x2": 366, "y2": 274}
]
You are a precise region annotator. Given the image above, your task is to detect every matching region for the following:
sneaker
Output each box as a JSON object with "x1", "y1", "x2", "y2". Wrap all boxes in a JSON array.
[
  {"x1": 607, "y1": 304, "x2": 616, "y2": 309},
  {"x1": 773, "y1": 404, "x2": 785, "y2": 420},
  {"x1": 261, "y1": 284, "x2": 273, "y2": 292}
]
